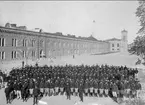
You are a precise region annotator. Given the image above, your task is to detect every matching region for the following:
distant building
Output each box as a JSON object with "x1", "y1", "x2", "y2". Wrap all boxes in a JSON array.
[
  {"x1": 0, "y1": 23, "x2": 110, "y2": 62},
  {"x1": 0, "y1": 22, "x2": 128, "y2": 62},
  {"x1": 105, "y1": 29, "x2": 128, "y2": 53},
  {"x1": 105, "y1": 38, "x2": 121, "y2": 52}
]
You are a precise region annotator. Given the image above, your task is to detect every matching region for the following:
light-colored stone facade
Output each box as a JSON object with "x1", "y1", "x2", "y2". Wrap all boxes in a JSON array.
[
  {"x1": 120, "y1": 30, "x2": 128, "y2": 53},
  {"x1": 105, "y1": 30, "x2": 128, "y2": 53},
  {"x1": 106, "y1": 38, "x2": 121, "y2": 52},
  {"x1": 0, "y1": 26, "x2": 110, "y2": 62}
]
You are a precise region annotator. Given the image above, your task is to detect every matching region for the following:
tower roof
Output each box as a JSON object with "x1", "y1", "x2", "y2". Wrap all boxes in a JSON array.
[{"x1": 122, "y1": 29, "x2": 127, "y2": 33}]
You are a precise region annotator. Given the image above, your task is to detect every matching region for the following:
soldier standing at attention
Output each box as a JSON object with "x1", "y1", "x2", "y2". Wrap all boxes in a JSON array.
[
  {"x1": 65, "y1": 78, "x2": 71, "y2": 100},
  {"x1": 33, "y1": 86, "x2": 40, "y2": 105},
  {"x1": 78, "y1": 79, "x2": 84, "y2": 102},
  {"x1": 22, "y1": 61, "x2": 25, "y2": 68}
]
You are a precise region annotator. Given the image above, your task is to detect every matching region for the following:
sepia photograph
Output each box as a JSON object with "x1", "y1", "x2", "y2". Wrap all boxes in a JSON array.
[{"x1": 0, "y1": 1, "x2": 145, "y2": 105}]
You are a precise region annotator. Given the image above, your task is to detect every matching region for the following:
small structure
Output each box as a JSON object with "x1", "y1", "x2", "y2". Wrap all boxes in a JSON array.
[
  {"x1": 105, "y1": 29, "x2": 128, "y2": 53},
  {"x1": 105, "y1": 38, "x2": 121, "y2": 52}
]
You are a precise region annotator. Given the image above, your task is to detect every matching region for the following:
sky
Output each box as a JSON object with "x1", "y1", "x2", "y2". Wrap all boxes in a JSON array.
[{"x1": 0, "y1": 1, "x2": 141, "y2": 44}]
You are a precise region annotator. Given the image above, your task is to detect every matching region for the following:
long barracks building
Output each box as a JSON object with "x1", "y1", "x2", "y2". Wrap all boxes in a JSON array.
[{"x1": 0, "y1": 24, "x2": 111, "y2": 62}]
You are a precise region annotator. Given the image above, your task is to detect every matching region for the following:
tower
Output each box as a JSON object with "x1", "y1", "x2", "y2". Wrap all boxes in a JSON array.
[{"x1": 120, "y1": 29, "x2": 128, "y2": 53}]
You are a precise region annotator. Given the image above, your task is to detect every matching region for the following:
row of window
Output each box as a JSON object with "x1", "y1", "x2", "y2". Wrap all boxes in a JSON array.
[
  {"x1": 52, "y1": 43, "x2": 96, "y2": 49},
  {"x1": 22, "y1": 50, "x2": 35, "y2": 58},
  {"x1": 0, "y1": 51, "x2": 36, "y2": 60},
  {"x1": 1, "y1": 38, "x2": 101, "y2": 48},
  {"x1": 22, "y1": 51, "x2": 36, "y2": 58},
  {"x1": 22, "y1": 39, "x2": 37, "y2": 47},
  {"x1": 112, "y1": 43, "x2": 119, "y2": 47},
  {"x1": 0, "y1": 38, "x2": 42, "y2": 47}
]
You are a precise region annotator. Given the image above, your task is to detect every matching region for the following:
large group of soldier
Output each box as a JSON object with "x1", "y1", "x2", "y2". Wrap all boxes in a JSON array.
[{"x1": 3, "y1": 64, "x2": 142, "y2": 105}]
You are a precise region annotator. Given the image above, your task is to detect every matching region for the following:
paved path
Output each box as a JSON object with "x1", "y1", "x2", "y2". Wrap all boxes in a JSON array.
[{"x1": 0, "y1": 88, "x2": 118, "y2": 105}]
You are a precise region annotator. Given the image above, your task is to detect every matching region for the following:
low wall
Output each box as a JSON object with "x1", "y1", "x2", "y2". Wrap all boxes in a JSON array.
[{"x1": 91, "y1": 51, "x2": 119, "y2": 55}]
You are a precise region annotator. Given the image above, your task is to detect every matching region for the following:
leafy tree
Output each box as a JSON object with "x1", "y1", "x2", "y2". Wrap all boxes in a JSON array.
[
  {"x1": 129, "y1": 0, "x2": 145, "y2": 65},
  {"x1": 136, "y1": 0, "x2": 145, "y2": 35}
]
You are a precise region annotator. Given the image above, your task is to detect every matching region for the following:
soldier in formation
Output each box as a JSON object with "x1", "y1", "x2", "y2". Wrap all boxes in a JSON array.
[{"x1": 4, "y1": 64, "x2": 141, "y2": 105}]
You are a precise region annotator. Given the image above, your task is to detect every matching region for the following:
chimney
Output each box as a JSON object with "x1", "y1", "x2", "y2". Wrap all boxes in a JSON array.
[
  {"x1": 18, "y1": 26, "x2": 27, "y2": 30},
  {"x1": 11, "y1": 24, "x2": 17, "y2": 28}
]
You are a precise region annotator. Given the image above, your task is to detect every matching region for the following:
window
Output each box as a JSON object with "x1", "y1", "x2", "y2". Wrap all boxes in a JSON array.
[
  {"x1": 23, "y1": 40, "x2": 24, "y2": 46},
  {"x1": 117, "y1": 49, "x2": 119, "y2": 50},
  {"x1": 1, "y1": 51, "x2": 5, "y2": 59},
  {"x1": 0, "y1": 38, "x2": 2, "y2": 46},
  {"x1": 15, "y1": 39, "x2": 17, "y2": 46},
  {"x1": 112, "y1": 44, "x2": 114, "y2": 47},
  {"x1": 32, "y1": 40, "x2": 35, "y2": 47},
  {"x1": 0, "y1": 38, "x2": 5, "y2": 47},
  {"x1": 112, "y1": 48, "x2": 114, "y2": 50},
  {"x1": 59, "y1": 43, "x2": 61, "y2": 47},
  {"x1": 22, "y1": 51, "x2": 25, "y2": 58},
  {"x1": 23, "y1": 39, "x2": 27, "y2": 47},
  {"x1": 25, "y1": 40, "x2": 27, "y2": 47},
  {"x1": 32, "y1": 51, "x2": 35, "y2": 57},
  {"x1": 33, "y1": 51, "x2": 35, "y2": 57},
  {"x1": 12, "y1": 38, "x2": 17, "y2": 46},
  {"x1": 40, "y1": 40, "x2": 44, "y2": 47},
  {"x1": 14, "y1": 51, "x2": 17, "y2": 58},
  {"x1": 2, "y1": 38, "x2": 5, "y2": 47},
  {"x1": 117, "y1": 43, "x2": 119, "y2": 47},
  {"x1": 54, "y1": 42, "x2": 56, "y2": 47},
  {"x1": 12, "y1": 39, "x2": 14, "y2": 46},
  {"x1": 11, "y1": 51, "x2": 13, "y2": 59},
  {"x1": 63, "y1": 43, "x2": 65, "y2": 47},
  {"x1": 12, "y1": 51, "x2": 17, "y2": 59},
  {"x1": 0, "y1": 51, "x2": 5, "y2": 60}
]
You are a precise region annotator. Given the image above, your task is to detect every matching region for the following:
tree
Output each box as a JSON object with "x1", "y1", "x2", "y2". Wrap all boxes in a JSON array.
[
  {"x1": 136, "y1": 0, "x2": 145, "y2": 35},
  {"x1": 129, "y1": 0, "x2": 145, "y2": 65},
  {"x1": 129, "y1": 35, "x2": 145, "y2": 58}
]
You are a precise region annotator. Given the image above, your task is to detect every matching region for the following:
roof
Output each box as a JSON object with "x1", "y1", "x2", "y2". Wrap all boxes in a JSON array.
[
  {"x1": 0, "y1": 26, "x2": 107, "y2": 43},
  {"x1": 87, "y1": 35, "x2": 98, "y2": 41},
  {"x1": 105, "y1": 38, "x2": 121, "y2": 41},
  {"x1": 122, "y1": 29, "x2": 127, "y2": 33}
]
